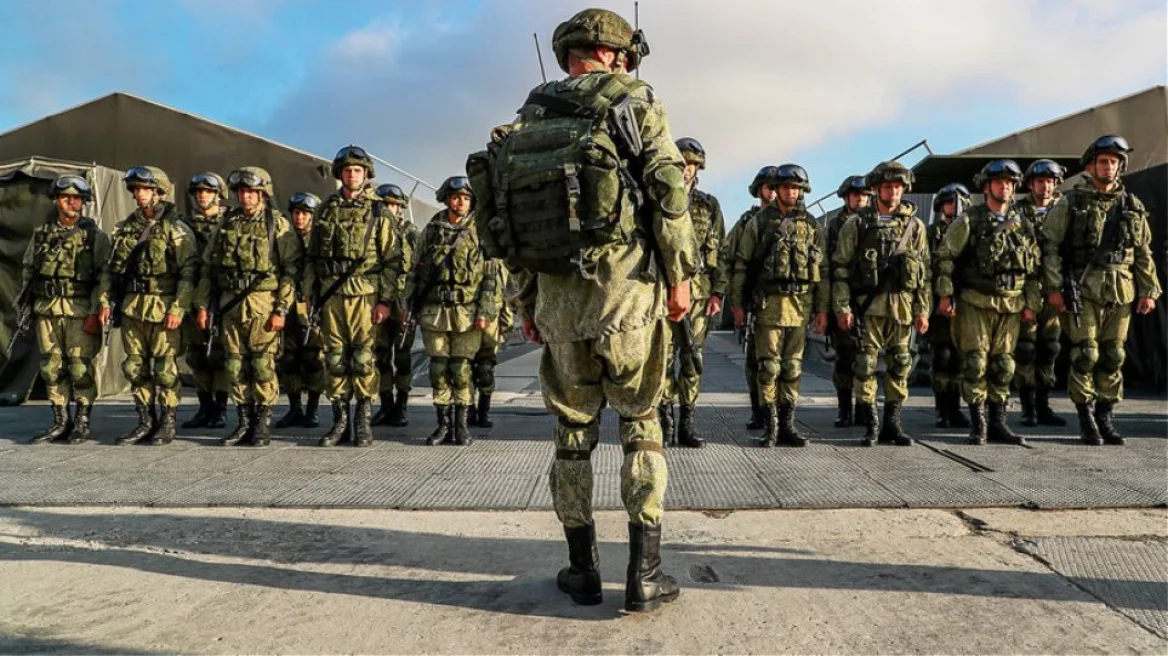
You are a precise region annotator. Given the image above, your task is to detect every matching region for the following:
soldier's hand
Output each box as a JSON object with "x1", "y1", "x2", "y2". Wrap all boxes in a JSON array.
[
  {"x1": 1022, "y1": 308, "x2": 1037, "y2": 323},
  {"x1": 813, "y1": 312, "x2": 828, "y2": 335},
  {"x1": 372, "y1": 302, "x2": 391, "y2": 325},
  {"x1": 1136, "y1": 296, "x2": 1157, "y2": 315},
  {"x1": 164, "y1": 312, "x2": 182, "y2": 331},
  {"x1": 196, "y1": 309, "x2": 209, "y2": 332},
  {"x1": 937, "y1": 296, "x2": 956, "y2": 318},
  {"x1": 267, "y1": 313, "x2": 286, "y2": 332},
  {"x1": 837, "y1": 312, "x2": 854, "y2": 332},
  {"x1": 522, "y1": 319, "x2": 544, "y2": 345},
  {"x1": 732, "y1": 306, "x2": 746, "y2": 328},
  {"x1": 98, "y1": 306, "x2": 111, "y2": 326},
  {"x1": 474, "y1": 318, "x2": 489, "y2": 332},
  {"x1": 667, "y1": 280, "x2": 691, "y2": 322},
  {"x1": 914, "y1": 315, "x2": 929, "y2": 335},
  {"x1": 706, "y1": 295, "x2": 724, "y2": 318},
  {"x1": 1047, "y1": 292, "x2": 1067, "y2": 313},
  {"x1": 83, "y1": 314, "x2": 102, "y2": 336}
]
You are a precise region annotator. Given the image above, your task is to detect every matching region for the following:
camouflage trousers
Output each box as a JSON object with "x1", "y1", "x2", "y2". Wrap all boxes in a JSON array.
[
  {"x1": 278, "y1": 308, "x2": 325, "y2": 396},
  {"x1": 1061, "y1": 300, "x2": 1130, "y2": 405},
  {"x1": 321, "y1": 294, "x2": 379, "y2": 402},
  {"x1": 930, "y1": 313, "x2": 961, "y2": 394},
  {"x1": 744, "y1": 326, "x2": 759, "y2": 394},
  {"x1": 182, "y1": 315, "x2": 229, "y2": 394},
  {"x1": 541, "y1": 319, "x2": 669, "y2": 529},
  {"x1": 828, "y1": 318, "x2": 858, "y2": 393},
  {"x1": 121, "y1": 316, "x2": 182, "y2": 408},
  {"x1": 1014, "y1": 304, "x2": 1061, "y2": 390},
  {"x1": 421, "y1": 327, "x2": 483, "y2": 406},
  {"x1": 222, "y1": 310, "x2": 281, "y2": 406},
  {"x1": 35, "y1": 315, "x2": 99, "y2": 406},
  {"x1": 954, "y1": 306, "x2": 1020, "y2": 405},
  {"x1": 376, "y1": 306, "x2": 415, "y2": 395},
  {"x1": 853, "y1": 315, "x2": 913, "y2": 404},
  {"x1": 755, "y1": 325, "x2": 807, "y2": 405},
  {"x1": 471, "y1": 319, "x2": 505, "y2": 397},
  {"x1": 662, "y1": 298, "x2": 711, "y2": 406}
]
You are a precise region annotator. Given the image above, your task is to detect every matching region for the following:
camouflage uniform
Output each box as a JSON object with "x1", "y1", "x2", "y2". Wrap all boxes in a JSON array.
[
  {"x1": 721, "y1": 205, "x2": 762, "y2": 426},
  {"x1": 372, "y1": 185, "x2": 418, "y2": 427},
  {"x1": 468, "y1": 260, "x2": 512, "y2": 428},
  {"x1": 24, "y1": 176, "x2": 110, "y2": 444},
  {"x1": 926, "y1": 182, "x2": 971, "y2": 430},
  {"x1": 825, "y1": 174, "x2": 871, "y2": 428}
]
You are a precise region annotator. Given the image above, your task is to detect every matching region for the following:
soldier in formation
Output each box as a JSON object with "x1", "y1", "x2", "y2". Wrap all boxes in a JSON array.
[
  {"x1": 927, "y1": 183, "x2": 971, "y2": 429},
  {"x1": 275, "y1": 192, "x2": 326, "y2": 429},
  {"x1": 825, "y1": 175, "x2": 871, "y2": 428},
  {"x1": 468, "y1": 260, "x2": 511, "y2": 429},
  {"x1": 371, "y1": 183, "x2": 417, "y2": 428}
]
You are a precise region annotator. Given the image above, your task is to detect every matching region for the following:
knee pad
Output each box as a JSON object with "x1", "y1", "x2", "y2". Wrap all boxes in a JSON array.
[
  {"x1": 429, "y1": 356, "x2": 450, "y2": 386},
  {"x1": 251, "y1": 353, "x2": 276, "y2": 383},
  {"x1": 66, "y1": 357, "x2": 93, "y2": 389},
  {"x1": 449, "y1": 357, "x2": 472, "y2": 387},
  {"x1": 757, "y1": 357, "x2": 780, "y2": 384},
  {"x1": 185, "y1": 348, "x2": 210, "y2": 372},
  {"x1": 988, "y1": 354, "x2": 1016, "y2": 387},
  {"x1": 1098, "y1": 340, "x2": 1125, "y2": 374},
  {"x1": 888, "y1": 348, "x2": 914, "y2": 380},
  {"x1": 1072, "y1": 340, "x2": 1099, "y2": 375},
  {"x1": 301, "y1": 348, "x2": 324, "y2": 376},
  {"x1": 325, "y1": 350, "x2": 348, "y2": 377},
  {"x1": 854, "y1": 351, "x2": 878, "y2": 381},
  {"x1": 224, "y1": 354, "x2": 245, "y2": 382},
  {"x1": 473, "y1": 357, "x2": 496, "y2": 390},
  {"x1": 779, "y1": 358, "x2": 802, "y2": 383},
  {"x1": 39, "y1": 353, "x2": 64, "y2": 384},
  {"x1": 153, "y1": 355, "x2": 179, "y2": 388},
  {"x1": 932, "y1": 343, "x2": 952, "y2": 370},
  {"x1": 121, "y1": 354, "x2": 150, "y2": 386},
  {"x1": 963, "y1": 351, "x2": 988, "y2": 385},
  {"x1": 1039, "y1": 337, "x2": 1061, "y2": 364},
  {"x1": 351, "y1": 345, "x2": 376, "y2": 376},
  {"x1": 1014, "y1": 339, "x2": 1037, "y2": 366}
]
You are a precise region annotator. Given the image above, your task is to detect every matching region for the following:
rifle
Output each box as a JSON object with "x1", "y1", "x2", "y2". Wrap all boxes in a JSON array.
[
  {"x1": 3, "y1": 280, "x2": 34, "y2": 361},
  {"x1": 852, "y1": 215, "x2": 920, "y2": 342},
  {"x1": 207, "y1": 207, "x2": 278, "y2": 354},
  {"x1": 305, "y1": 203, "x2": 381, "y2": 346},
  {"x1": 1064, "y1": 193, "x2": 1128, "y2": 328},
  {"x1": 399, "y1": 227, "x2": 472, "y2": 350},
  {"x1": 109, "y1": 205, "x2": 168, "y2": 329}
]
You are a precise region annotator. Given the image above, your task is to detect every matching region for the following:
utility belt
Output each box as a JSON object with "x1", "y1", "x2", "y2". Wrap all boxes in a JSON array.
[
  {"x1": 125, "y1": 277, "x2": 178, "y2": 295},
  {"x1": 217, "y1": 271, "x2": 275, "y2": 292},
  {"x1": 34, "y1": 278, "x2": 93, "y2": 299},
  {"x1": 964, "y1": 271, "x2": 1027, "y2": 295},
  {"x1": 760, "y1": 279, "x2": 812, "y2": 296},
  {"x1": 318, "y1": 258, "x2": 359, "y2": 277},
  {"x1": 430, "y1": 287, "x2": 470, "y2": 305}
]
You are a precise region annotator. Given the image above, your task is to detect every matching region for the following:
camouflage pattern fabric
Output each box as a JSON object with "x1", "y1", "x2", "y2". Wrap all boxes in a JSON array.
[
  {"x1": 279, "y1": 299, "x2": 325, "y2": 395},
  {"x1": 320, "y1": 294, "x2": 380, "y2": 402},
  {"x1": 954, "y1": 306, "x2": 1022, "y2": 405},
  {"x1": 421, "y1": 328, "x2": 483, "y2": 406},
  {"x1": 1060, "y1": 300, "x2": 1132, "y2": 404},
  {"x1": 376, "y1": 309, "x2": 415, "y2": 394},
  {"x1": 221, "y1": 312, "x2": 282, "y2": 405},
  {"x1": 662, "y1": 303, "x2": 710, "y2": 405},
  {"x1": 35, "y1": 317, "x2": 99, "y2": 406},
  {"x1": 121, "y1": 315, "x2": 183, "y2": 408},
  {"x1": 1014, "y1": 304, "x2": 1060, "y2": 389},
  {"x1": 754, "y1": 325, "x2": 807, "y2": 404},
  {"x1": 853, "y1": 315, "x2": 914, "y2": 404}
]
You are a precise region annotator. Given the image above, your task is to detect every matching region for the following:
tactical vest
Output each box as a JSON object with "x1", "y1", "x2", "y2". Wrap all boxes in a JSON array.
[
  {"x1": 184, "y1": 211, "x2": 222, "y2": 256},
  {"x1": 419, "y1": 217, "x2": 483, "y2": 305},
  {"x1": 470, "y1": 73, "x2": 647, "y2": 277},
  {"x1": 109, "y1": 205, "x2": 182, "y2": 293},
  {"x1": 313, "y1": 193, "x2": 382, "y2": 277},
  {"x1": 849, "y1": 206, "x2": 926, "y2": 294},
  {"x1": 958, "y1": 206, "x2": 1038, "y2": 295},
  {"x1": 1063, "y1": 187, "x2": 1141, "y2": 272},
  {"x1": 33, "y1": 218, "x2": 99, "y2": 298},
  {"x1": 755, "y1": 208, "x2": 822, "y2": 295},
  {"x1": 211, "y1": 209, "x2": 280, "y2": 290},
  {"x1": 689, "y1": 189, "x2": 721, "y2": 272}
]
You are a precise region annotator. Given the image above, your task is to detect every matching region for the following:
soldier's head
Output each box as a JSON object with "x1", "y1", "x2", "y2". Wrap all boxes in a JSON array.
[
  {"x1": 865, "y1": 161, "x2": 913, "y2": 211},
  {"x1": 836, "y1": 175, "x2": 871, "y2": 213},
  {"x1": 974, "y1": 159, "x2": 1022, "y2": 206},
  {"x1": 437, "y1": 176, "x2": 474, "y2": 218},
  {"x1": 1081, "y1": 135, "x2": 1131, "y2": 187},
  {"x1": 287, "y1": 192, "x2": 321, "y2": 233},
  {"x1": 228, "y1": 166, "x2": 274, "y2": 215},
  {"x1": 50, "y1": 175, "x2": 91, "y2": 220},
  {"x1": 375, "y1": 183, "x2": 409, "y2": 219},
  {"x1": 1023, "y1": 159, "x2": 1064, "y2": 202},
  {"x1": 932, "y1": 183, "x2": 971, "y2": 220},
  {"x1": 772, "y1": 164, "x2": 810, "y2": 211},
  {"x1": 553, "y1": 8, "x2": 649, "y2": 76},
  {"x1": 749, "y1": 166, "x2": 780, "y2": 205},
  {"x1": 675, "y1": 137, "x2": 705, "y2": 186},
  {"x1": 332, "y1": 145, "x2": 375, "y2": 191},
  {"x1": 123, "y1": 166, "x2": 171, "y2": 209},
  {"x1": 188, "y1": 172, "x2": 228, "y2": 212}
]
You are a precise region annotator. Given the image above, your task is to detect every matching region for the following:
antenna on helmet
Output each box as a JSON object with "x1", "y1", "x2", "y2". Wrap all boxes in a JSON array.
[
  {"x1": 634, "y1": 2, "x2": 640, "y2": 79},
  {"x1": 533, "y1": 33, "x2": 547, "y2": 84}
]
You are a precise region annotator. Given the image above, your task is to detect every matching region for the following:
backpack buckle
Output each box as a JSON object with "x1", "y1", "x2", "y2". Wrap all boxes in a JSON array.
[{"x1": 564, "y1": 164, "x2": 582, "y2": 232}]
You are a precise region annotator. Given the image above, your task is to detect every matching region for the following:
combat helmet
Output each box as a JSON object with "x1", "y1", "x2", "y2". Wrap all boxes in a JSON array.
[
  {"x1": 123, "y1": 166, "x2": 172, "y2": 196},
  {"x1": 1080, "y1": 134, "x2": 1132, "y2": 171},
  {"x1": 1023, "y1": 159, "x2": 1065, "y2": 185},
  {"x1": 436, "y1": 176, "x2": 474, "y2": 205},
  {"x1": 675, "y1": 137, "x2": 706, "y2": 170},
  {"x1": 865, "y1": 160, "x2": 915, "y2": 192},
  {"x1": 188, "y1": 172, "x2": 228, "y2": 201},
  {"x1": 835, "y1": 175, "x2": 870, "y2": 199},
  {"x1": 228, "y1": 166, "x2": 275, "y2": 198},
  {"x1": 49, "y1": 174, "x2": 92, "y2": 202},
  {"x1": 375, "y1": 183, "x2": 409, "y2": 207},
  {"x1": 748, "y1": 166, "x2": 780, "y2": 199},
  {"x1": 772, "y1": 163, "x2": 811, "y2": 193},
  {"x1": 331, "y1": 144, "x2": 376, "y2": 180},
  {"x1": 552, "y1": 8, "x2": 649, "y2": 73},
  {"x1": 932, "y1": 183, "x2": 971, "y2": 212},
  {"x1": 973, "y1": 159, "x2": 1023, "y2": 190},
  {"x1": 288, "y1": 192, "x2": 322, "y2": 213}
]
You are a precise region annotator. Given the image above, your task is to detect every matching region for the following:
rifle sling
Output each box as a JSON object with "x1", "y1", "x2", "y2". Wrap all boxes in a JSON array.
[
  {"x1": 213, "y1": 207, "x2": 281, "y2": 318},
  {"x1": 410, "y1": 225, "x2": 472, "y2": 314},
  {"x1": 853, "y1": 215, "x2": 919, "y2": 318},
  {"x1": 314, "y1": 202, "x2": 382, "y2": 310}
]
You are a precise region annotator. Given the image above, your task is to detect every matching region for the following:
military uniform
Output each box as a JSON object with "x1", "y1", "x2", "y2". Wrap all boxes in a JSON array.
[
  {"x1": 276, "y1": 197, "x2": 326, "y2": 430},
  {"x1": 721, "y1": 206, "x2": 763, "y2": 427},
  {"x1": 373, "y1": 195, "x2": 419, "y2": 427},
  {"x1": 927, "y1": 215, "x2": 965, "y2": 426},
  {"x1": 468, "y1": 260, "x2": 512, "y2": 428},
  {"x1": 825, "y1": 208, "x2": 860, "y2": 424}
]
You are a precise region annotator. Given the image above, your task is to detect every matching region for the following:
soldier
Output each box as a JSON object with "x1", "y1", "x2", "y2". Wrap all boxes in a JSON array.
[
  {"x1": 195, "y1": 168, "x2": 302, "y2": 447},
  {"x1": 1043, "y1": 135, "x2": 1161, "y2": 445},
  {"x1": 658, "y1": 137, "x2": 724, "y2": 448},
  {"x1": 404, "y1": 176, "x2": 490, "y2": 446},
  {"x1": 721, "y1": 166, "x2": 780, "y2": 430},
  {"x1": 274, "y1": 192, "x2": 326, "y2": 430},
  {"x1": 1014, "y1": 160, "x2": 1069, "y2": 428},
  {"x1": 733, "y1": 164, "x2": 827, "y2": 447},
  {"x1": 23, "y1": 175, "x2": 110, "y2": 444},
  {"x1": 935, "y1": 160, "x2": 1040, "y2": 445},
  {"x1": 468, "y1": 261, "x2": 512, "y2": 428},
  {"x1": 927, "y1": 183, "x2": 972, "y2": 429},
  {"x1": 825, "y1": 175, "x2": 872, "y2": 428},
  {"x1": 305, "y1": 146, "x2": 400, "y2": 448},
  {"x1": 471, "y1": 8, "x2": 697, "y2": 612},
  {"x1": 106, "y1": 166, "x2": 199, "y2": 446},
  {"x1": 371, "y1": 183, "x2": 417, "y2": 428},
  {"x1": 180, "y1": 172, "x2": 231, "y2": 430},
  {"x1": 833, "y1": 161, "x2": 931, "y2": 447}
]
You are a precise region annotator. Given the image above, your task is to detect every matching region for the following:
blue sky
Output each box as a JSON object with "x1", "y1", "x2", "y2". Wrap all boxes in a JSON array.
[{"x1": 1, "y1": 0, "x2": 1165, "y2": 217}]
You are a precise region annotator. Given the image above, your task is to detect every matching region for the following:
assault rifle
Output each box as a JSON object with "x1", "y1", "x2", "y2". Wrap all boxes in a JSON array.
[
  {"x1": 398, "y1": 227, "x2": 471, "y2": 350},
  {"x1": 305, "y1": 204, "x2": 381, "y2": 346},
  {"x1": 1064, "y1": 193, "x2": 1128, "y2": 328},
  {"x1": 3, "y1": 280, "x2": 34, "y2": 361},
  {"x1": 109, "y1": 204, "x2": 168, "y2": 329},
  {"x1": 852, "y1": 216, "x2": 920, "y2": 342}
]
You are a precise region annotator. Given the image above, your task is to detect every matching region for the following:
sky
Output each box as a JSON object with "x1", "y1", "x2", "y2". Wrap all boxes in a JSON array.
[{"x1": 0, "y1": 0, "x2": 1165, "y2": 217}]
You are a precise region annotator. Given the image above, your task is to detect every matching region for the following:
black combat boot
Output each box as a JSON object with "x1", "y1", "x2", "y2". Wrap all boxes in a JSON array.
[
  {"x1": 371, "y1": 391, "x2": 394, "y2": 426},
  {"x1": 30, "y1": 404, "x2": 72, "y2": 444},
  {"x1": 467, "y1": 396, "x2": 480, "y2": 427},
  {"x1": 947, "y1": 390, "x2": 970, "y2": 428},
  {"x1": 150, "y1": 406, "x2": 177, "y2": 445},
  {"x1": 221, "y1": 404, "x2": 254, "y2": 446},
  {"x1": 758, "y1": 402, "x2": 778, "y2": 448},
  {"x1": 624, "y1": 522, "x2": 680, "y2": 613},
  {"x1": 1094, "y1": 400, "x2": 1125, "y2": 445},
  {"x1": 858, "y1": 402, "x2": 879, "y2": 447},
  {"x1": 677, "y1": 404, "x2": 705, "y2": 448},
  {"x1": 880, "y1": 401, "x2": 913, "y2": 446},
  {"x1": 987, "y1": 402, "x2": 1025, "y2": 445},
  {"x1": 1035, "y1": 384, "x2": 1067, "y2": 427},
  {"x1": 426, "y1": 405, "x2": 452, "y2": 446},
  {"x1": 453, "y1": 404, "x2": 473, "y2": 446},
  {"x1": 390, "y1": 388, "x2": 410, "y2": 427},
  {"x1": 476, "y1": 393, "x2": 494, "y2": 429},
  {"x1": 1018, "y1": 386, "x2": 1037, "y2": 428},
  {"x1": 303, "y1": 392, "x2": 321, "y2": 428},
  {"x1": 274, "y1": 392, "x2": 304, "y2": 429},
  {"x1": 659, "y1": 402, "x2": 676, "y2": 447},
  {"x1": 777, "y1": 402, "x2": 808, "y2": 447},
  {"x1": 251, "y1": 406, "x2": 272, "y2": 446},
  {"x1": 116, "y1": 402, "x2": 155, "y2": 446},
  {"x1": 208, "y1": 391, "x2": 229, "y2": 429},
  {"x1": 834, "y1": 389, "x2": 854, "y2": 428},
  {"x1": 181, "y1": 391, "x2": 213, "y2": 429},
  {"x1": 557, "y1": 523, "x2": 603, "y2": 606},
  {"x1": 934, "y1": 391, "x2": 950, "y2": 428},
  {"x1": 1076, "y1": 403, "x2": 1103, "y2": 446},
  {"x1": 354, "y1": 398, "x2": 374, "y2": 447},
  {"x1": 68, "y1": 402, "x2": 92, "y2": 445},
  {"x1": 967, "y1": 402, "x2": 987, "y2": 445},
  {"x1": 746, "y1": 391, "x2": 765, "y2": 430},
  {"x1": 319, "y1": 401, "x2": 351, "y2": 447}
]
